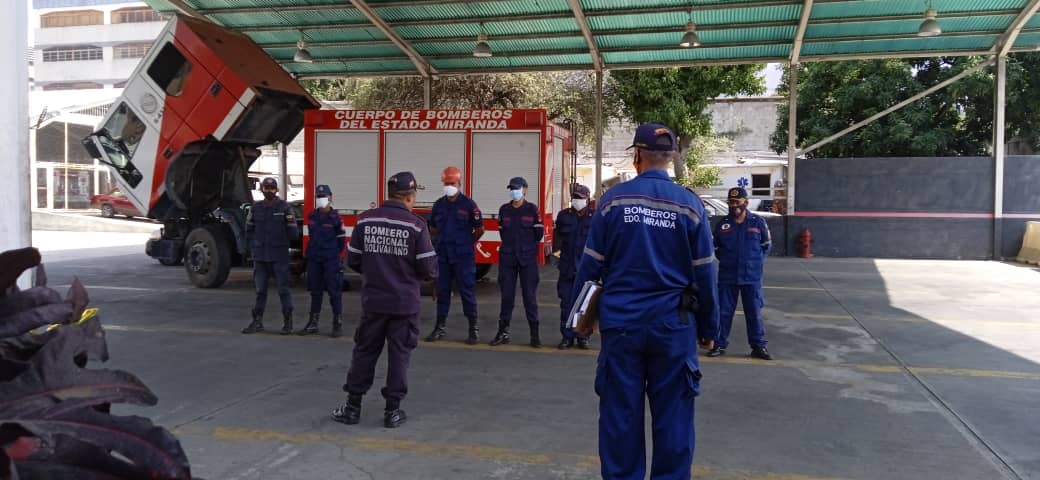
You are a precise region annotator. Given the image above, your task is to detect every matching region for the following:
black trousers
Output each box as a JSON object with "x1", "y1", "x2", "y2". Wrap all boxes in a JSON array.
[{"x1": 343, "y1": 311, "x2": 420, "y2": 402}]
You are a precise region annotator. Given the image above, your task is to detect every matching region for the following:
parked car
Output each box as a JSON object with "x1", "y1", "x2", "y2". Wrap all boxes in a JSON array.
[{"x1": 90, "y1": 190, "x2": 143, "y2": 218}]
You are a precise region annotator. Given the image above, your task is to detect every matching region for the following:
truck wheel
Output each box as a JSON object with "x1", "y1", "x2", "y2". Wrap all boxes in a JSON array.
[
  {"x1": 475, "y1": 264, "x2": 491, "y2": 282},
  {"x1": 101, "y1": 204, "x2": 115, "y2": 218},
  {"x1": 184, "y1": 225, "x2": 231, "y2": 288}
]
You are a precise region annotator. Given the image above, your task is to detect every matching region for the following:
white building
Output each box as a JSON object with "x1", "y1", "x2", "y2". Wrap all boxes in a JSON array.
[{"x1": 29, "y1": 0, "x2": 166, "y2": 210}]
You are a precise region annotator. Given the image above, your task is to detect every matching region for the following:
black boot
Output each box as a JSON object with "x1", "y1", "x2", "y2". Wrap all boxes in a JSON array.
[
  {"x1": 489, "y1": 323, "x2": 510, "y2": 346},
  {"x1": 280, "y1": 311, "x2": 293, "y2": 335},
  {"x1": 529, "y1": 324, "x2": 541, "y2": 348},
  {"x1": 557, "y1": 338, "x2": 574, "y2": 350},
  {"x1": 241, "y1": 309, "x2": 264, "y2": 334},
  {"x1": 465, "y1": 317, "x2": 479, "y2": 345},
  {"x1": 576, "y1": 337, "x2": 590, "y2": 350},
  {"x1": 384, "y1": 399, "x2": 406, "y2": 428},
  {"x1": 330, "y1": 314, "x2": 343, "y2": 338},
  {"x1": 298, "y1": 313, "x2": 319, "y2": 335},
  {"x1": 425, "y1": 319, "x2": 447, "y2": 342},
  {"x1": 331, "y1": 394, "x2": 362, "y2": 425}
]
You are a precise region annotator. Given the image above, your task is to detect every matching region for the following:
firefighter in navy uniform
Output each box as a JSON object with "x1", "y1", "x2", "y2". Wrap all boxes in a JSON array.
[
  {"x1": 242, "y1": 177, "x2": 299, "y2": 335},
  {"x1": 573, "y1": 123, "x2": 719, "y2": 479},
  {"x1": 709, "y1": 186, "x2": 773, "y2": 360},
  {"x1": 553, "y1": 183, "x2": 594, "y2": 350},
  {"x1": 298, "y1": 184, "x2": 346, "y2": 338},
  {"x1": 425, "y1": 166, "x2": 484, "y2": 345},
  {"x1": 491, "y1": 176, "x2": 544, "y2": 348},
  {"x1": 332, "y1": 172, "x2": 438, "y2": 429}
]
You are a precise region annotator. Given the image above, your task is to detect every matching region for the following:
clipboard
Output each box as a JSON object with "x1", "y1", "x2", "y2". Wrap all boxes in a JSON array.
[{"x1": 567, "y1": 280, "x2": 602, "y2": 337}]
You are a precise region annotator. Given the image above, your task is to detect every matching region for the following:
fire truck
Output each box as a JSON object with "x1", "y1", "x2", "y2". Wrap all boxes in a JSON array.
[
  {"x1": 82, "y1": 14, "x2": 576, "y2": 288},
  {"x1": 304, "y1": 109, "x2": 574, "y2": 280}
]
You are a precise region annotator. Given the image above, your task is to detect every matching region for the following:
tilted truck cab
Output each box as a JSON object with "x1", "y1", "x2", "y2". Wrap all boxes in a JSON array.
[{"x1": 82, "y1": 14, "x2": 319, "y2": 288}]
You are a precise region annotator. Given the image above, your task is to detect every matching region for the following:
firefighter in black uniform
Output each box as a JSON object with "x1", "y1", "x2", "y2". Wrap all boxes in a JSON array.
[
  {"x1": 242, "y1": 177, "x2": 298, "y2": 335},
  {"x1": 332, "y1": 172, "x2": 438, "y2": 429}
]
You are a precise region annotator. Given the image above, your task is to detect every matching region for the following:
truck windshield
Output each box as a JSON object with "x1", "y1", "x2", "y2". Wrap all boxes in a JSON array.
[{"x1": 100, "y1": 103, "x2": 146, "y2": 165}]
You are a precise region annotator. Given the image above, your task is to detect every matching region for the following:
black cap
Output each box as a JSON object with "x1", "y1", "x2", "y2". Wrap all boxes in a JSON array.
[
  {"x1": 316, "y1": 184, "x2": 332, "y2": 197},
  {"x1": 507, "y1": 176, "x2": 528, "y2": 190},
  {"x1": 261, "y1": 177, "x2": 278, "y2": 189},
  {"x1": 570, "y1": 184, "x2": 590, "y2": 199},
  {"x1": 728, "y1": 187, "x2": 748, "y2": 200},
  {"x1": 388, "y1": 171, "x2": 418, "y2": 196}
]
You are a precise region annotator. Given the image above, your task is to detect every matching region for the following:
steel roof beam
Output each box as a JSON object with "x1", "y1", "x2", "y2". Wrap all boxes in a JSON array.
[
  {"x1": 272, "y1": 29, "x2": 1039, "y2": 64},
  {"x1": 994, "y1": 0, "x2": 1040, "y2": 56},
  {"x1": 288, "y1": 46, "x2": 1039, "y2": 79},
  {"x1": 234, "y1": 8, "x2": 1020, "y2": 34},
  {"x1": 790, "y1": 0, "x2": 813, "y2": 64},
  {"x1": 164, "y1": 0, "x2": 214, "y2": 22},
  {"x1": 347, "y1": 0, "x2": 436, "y2": 78},
  {"x1": 566, "y1": 0, "x2": 603, "y2": 73}
]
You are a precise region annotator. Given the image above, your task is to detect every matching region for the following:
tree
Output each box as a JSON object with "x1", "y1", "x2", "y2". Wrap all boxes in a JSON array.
[
  {"x1": 610, "y1": 67, "x2": 766, "y2": 180},
  {"x1": 301, "y1": 73, "x2": 622, "y2": 147},
  {"x1": 770, "y1": 53, "x2": 1040, "y2": 158},
  {"x1": 683, "y1": 134, "x2": 732, "y2": 189}
]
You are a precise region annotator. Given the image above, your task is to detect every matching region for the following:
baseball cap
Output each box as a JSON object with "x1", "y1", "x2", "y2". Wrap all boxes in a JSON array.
[
  {"x1": 507, "y1": 177, "x2": 528, "y2": 190},
  {"x1": 570, "y1": 184, "x2": 590, "y2": 199},
  {"x1": 728, "y1": 187, "x2": 748, "y2": 200},
  {"x1": 626, "y1": 123, "x2": 678, "y2": 152},
  {"x1": 261, "y1": 177, "x2": 278, "y2": 189},
  {"x1": 316, "y1": 184, "x2": 332, "y2": 197},
  {"x1": 388, "y1": 172, "x2": 418, "y2": 195}
]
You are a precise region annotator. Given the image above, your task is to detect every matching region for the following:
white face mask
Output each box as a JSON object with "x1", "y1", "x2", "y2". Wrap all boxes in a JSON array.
[
  {"x1": 571, "y1": 199, "x2": 588, "y2": 211},
  {"x1": 316, "y1": 197, "x2": 330, "y2": 209},
  {"x1": 510, "y1": 189, "x2": 524, "y2": 201},
  {"x1": 443, "y1": 185, "x2": 459, "y2": 197}
]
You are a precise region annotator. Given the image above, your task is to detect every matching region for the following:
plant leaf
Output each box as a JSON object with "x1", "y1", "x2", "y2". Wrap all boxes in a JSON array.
[
  {"x1": 0, "y1": 303, "x2": 74, "y2": 340},
  {"x1": 20, "y1": 434, "x2": 152, "y2": 479},
  {"x1": 15, "y1": 461, "x2": 125, "y2": 480},
  {"x1": 13, "y1": 409, "x2": 191, "y2": 480},
  {"x1": 0, "y1": 248, "x2": 41, "y2": 294},
  {"x1": 0, "y1": 288, "x2": 62, "y2": 323}
]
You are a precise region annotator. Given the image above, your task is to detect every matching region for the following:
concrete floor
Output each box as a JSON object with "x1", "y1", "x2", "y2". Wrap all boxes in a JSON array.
[{"x1": 37, "y1": 232, "x2": 1040, "y2": 480}]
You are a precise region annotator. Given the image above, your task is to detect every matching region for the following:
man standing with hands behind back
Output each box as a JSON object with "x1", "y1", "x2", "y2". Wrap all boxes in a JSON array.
[
  {"x1": 573, "y1": 123, "x2": 719, "y2": 480},
  {"x1": 709, "y1": 186, "x2": 773, "y2": 360}
]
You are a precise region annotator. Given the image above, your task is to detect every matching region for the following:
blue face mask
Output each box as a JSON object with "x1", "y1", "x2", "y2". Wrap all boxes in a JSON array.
[{"x1": 510, "y1": 189, "x2": 524, "y2": 201}]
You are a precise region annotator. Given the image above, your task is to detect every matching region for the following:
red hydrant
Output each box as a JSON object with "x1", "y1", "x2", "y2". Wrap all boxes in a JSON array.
[{"x1": 798, "y1": 227, "x2": 814, "y2": 258}]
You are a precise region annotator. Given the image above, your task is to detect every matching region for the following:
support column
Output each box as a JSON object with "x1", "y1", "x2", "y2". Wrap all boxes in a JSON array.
[
  {"x1": 0, "y1": 0, "x2": 31, "y2": 287},
  {"x1": 423, "y1": 76, "x2": 432, "y2": 109},
  {"x1": 594, "y1": 71, "x2": 603, "y2": 197},
  {"x1": 993, "y1": 55, "x2": 1007, "y2": 260},
  {"x1": 278, "y1": 142, "x2": 289, "y2": 201},
  {"x1": 786, "y1": 64, "x2": 798, "y2": 216}
]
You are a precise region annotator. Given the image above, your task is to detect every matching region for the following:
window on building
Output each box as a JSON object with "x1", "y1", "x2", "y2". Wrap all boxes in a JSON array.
[
  {"x1": 751, "y1": 174, "x2": 772, "y2": 197},
  {"x1": 42, "y1": 82, "x2": 104, "y2": 91},
  {"x1": 42, "y1": 46, "x2": 103, "y2": 62},
  {"x1": 41, "y1": 10, "x2": 103, "y2": 28},
  {"x1": 114, "y1": 43, "x2": 151, "y2": 59},
  {"x1": 147, "y1": 43, "x2": 192, "y2": 96},
  {"x1": 112, "y1": 7, "x2": 164, "y2": 24}
]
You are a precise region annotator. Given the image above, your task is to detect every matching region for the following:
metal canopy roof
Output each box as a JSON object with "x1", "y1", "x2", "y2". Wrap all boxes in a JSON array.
[{"x1": 145, "y1": 0, "x2": 1040, "y2": 78}]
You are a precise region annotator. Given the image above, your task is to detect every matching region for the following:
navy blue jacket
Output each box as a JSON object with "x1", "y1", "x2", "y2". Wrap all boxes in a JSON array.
[
  {"x1": 573, "y1": 169, "x2": 719, "y2": 340},
  {"x1": 347, "y1": 200, "x2": 438, "y2": 315},
  {"x1": 429, "y1": 193, "x2": 482, "y2": 264},
  {"x1": 714, "y1": 212, "x2": 772, "y2": 285},
  {"x1": 553, "y1": 206, "x2": 593, "y2": 280},
  {"x1": 498, "y1": 200, "x2": 544, "y2": 266},
  {"x1": 246, "y1": 198, "x2": 299, "y2": 263},
  {"x1": 306, "y1": 208, "x2": 345, "y2": 260}
]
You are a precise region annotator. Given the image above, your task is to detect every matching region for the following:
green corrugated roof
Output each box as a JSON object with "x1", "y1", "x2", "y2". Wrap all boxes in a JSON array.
[{"x1": 145, "y1": 0, "x2": 1040, "y2": 77}]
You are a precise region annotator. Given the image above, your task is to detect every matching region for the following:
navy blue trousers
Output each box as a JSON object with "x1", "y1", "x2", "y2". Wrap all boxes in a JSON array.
[
  {"x1": 596, "y1": 314, "x2": 701, "y2": 480},
  {"x1": 343, "y1": 311, "x2": 420, "y2": 402},
  {"x1": 307, "y1": 256, "x2": 343, "y2": 315},
  {"x1": 498, "y1": 256, "x2": 538, "y2": 327},
  {"x1": 253, "y1": 260, "x2": 292, "y2": 314},
  {"x1": 717, "y1": 283, "x2": 767, "y2": 349},
  {"x1": 436, "y1": 258, "x2": 477, "y2": 321},
  {"x1": 557, "y1": 277, "x2": 586, "y2": 340}
]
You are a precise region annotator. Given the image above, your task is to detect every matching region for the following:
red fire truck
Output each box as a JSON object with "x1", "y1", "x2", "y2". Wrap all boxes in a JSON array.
[
  {"x1": 303, "y1": 109, "x2": 575, "y2": 280},
  {"x1": 82, "y1": 14, "x2": 576, "y2": 288}
]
